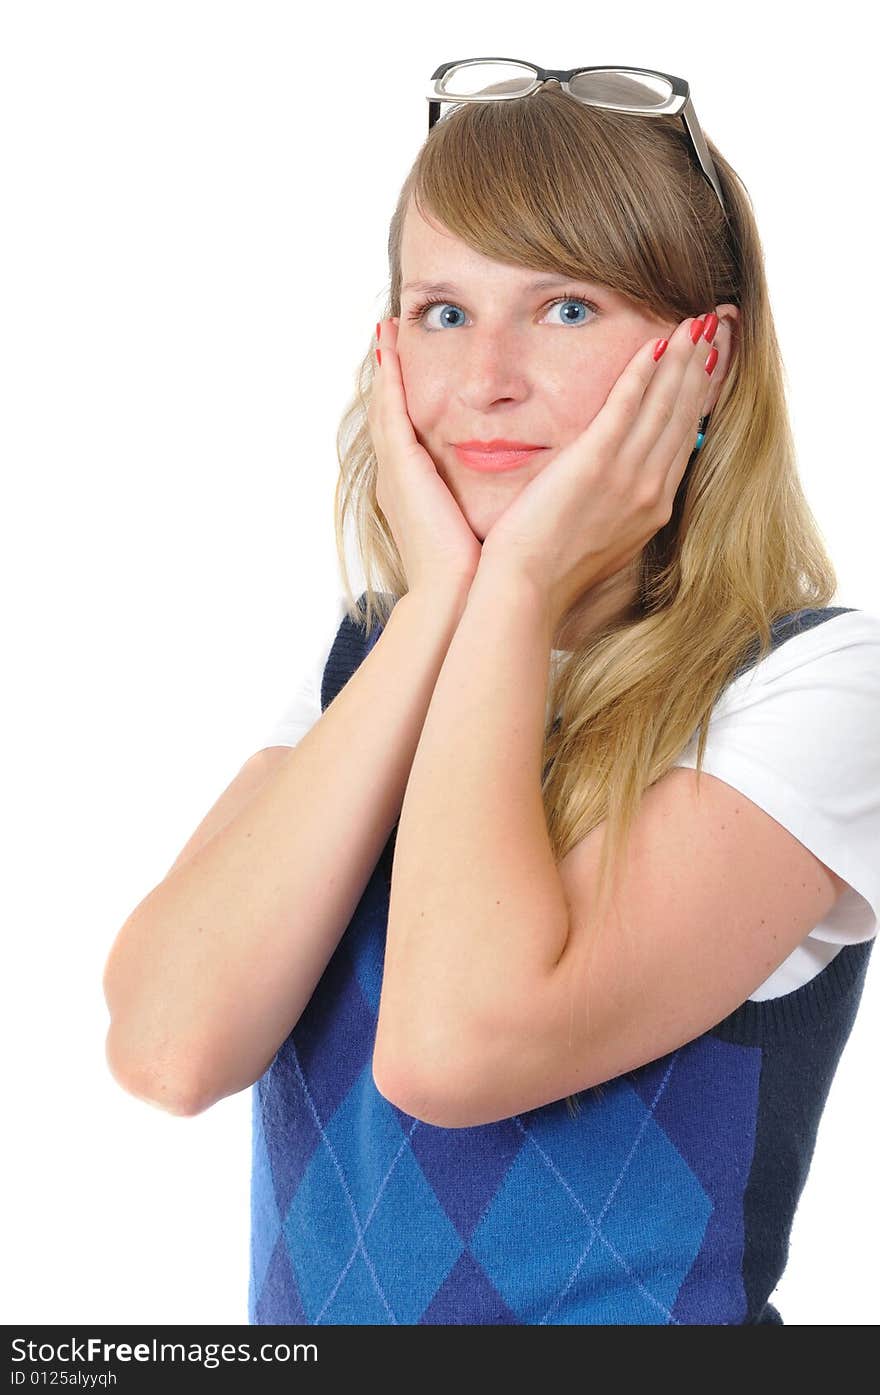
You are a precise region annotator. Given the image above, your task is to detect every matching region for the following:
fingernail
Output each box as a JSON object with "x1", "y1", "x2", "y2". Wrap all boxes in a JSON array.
[
  {"x1": 376, "y1": 348, "x2": 382, "y2": 366},
  {"x1": 653, "y1": 338, "x2": 668, "y2": 361},
  {"x1": 376, "y1": 322, "x2": 381, "y2": 341},
  {"x1": 705, "y1": 346, "x2": 718, "y2": 375},
  {"x1": 690, "y1": 317, "x2": 706, "y2": 344},
  {"x1": 702, "y1": 312, "x2": 719, "y2": 342}
]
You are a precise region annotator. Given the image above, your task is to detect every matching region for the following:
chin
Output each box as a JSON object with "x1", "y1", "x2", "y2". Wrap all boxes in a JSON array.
[
  {"x1": 439, "y1": 456, "x2": 536, "y2": 535},
  {"x1": 455, "y1": 498, "x2": 515, "y2": 544}
]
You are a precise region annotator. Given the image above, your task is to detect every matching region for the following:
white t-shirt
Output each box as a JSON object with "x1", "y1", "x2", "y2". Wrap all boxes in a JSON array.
[{"x1": 257, "y1": 597, "x2": 880, "y2": 1004}]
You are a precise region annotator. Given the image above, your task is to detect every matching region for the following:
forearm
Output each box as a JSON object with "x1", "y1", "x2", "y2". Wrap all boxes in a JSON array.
[
  {"x1": 105, "y1": 582, "x2": 471, "y2": 1113},
  {"x1": 376, "y1": 562, "x2": 571, "y2": 1091}
]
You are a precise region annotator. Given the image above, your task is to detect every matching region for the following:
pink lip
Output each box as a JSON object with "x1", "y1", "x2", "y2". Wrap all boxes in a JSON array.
[
  {"x1": 456, "y1": 439, "x2": 545, "y2": 451},
  {"x1": 453, "y1": 445, "x2": 547, "y2": 473}
]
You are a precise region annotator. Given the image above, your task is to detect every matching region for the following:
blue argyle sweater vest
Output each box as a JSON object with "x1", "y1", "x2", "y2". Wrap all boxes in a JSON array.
[{"x1": 249, "y1": 600, "x2": 874, "y2": 1325}]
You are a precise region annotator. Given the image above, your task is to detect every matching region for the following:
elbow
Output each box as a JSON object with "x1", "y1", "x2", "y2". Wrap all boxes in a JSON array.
[
  {"x1": 104, "y1": 1027, "x2": 208, "y2": 1118},
  {"x1": 371, "y1": 1038, "x2": 487, "y2": 1130}
]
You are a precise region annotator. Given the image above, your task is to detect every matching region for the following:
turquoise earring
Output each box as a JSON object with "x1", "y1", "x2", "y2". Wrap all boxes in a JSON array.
[{"x1": 694, "y1": 414, "x2": 711, "y2": 452}]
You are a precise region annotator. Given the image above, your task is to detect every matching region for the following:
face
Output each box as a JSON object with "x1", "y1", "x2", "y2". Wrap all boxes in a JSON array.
[
  {"x1": 395, "y1": 196, "x2": 689, "y2": 543},
  {"x1": 396, "y1": 198, "x2": 663, "y2": 544}
]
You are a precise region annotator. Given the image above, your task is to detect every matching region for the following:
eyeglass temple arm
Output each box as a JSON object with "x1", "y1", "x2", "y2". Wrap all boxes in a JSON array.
[{"x1": 680, "y1": 95, "x2": 726, "y2": 215}]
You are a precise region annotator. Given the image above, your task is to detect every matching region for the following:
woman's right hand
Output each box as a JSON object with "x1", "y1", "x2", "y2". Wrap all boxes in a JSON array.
[{"x1": 367, "y1": 318, "x2": 483, "y2": 598}]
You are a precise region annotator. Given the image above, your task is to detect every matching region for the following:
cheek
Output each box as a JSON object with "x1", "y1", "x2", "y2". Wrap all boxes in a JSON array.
[
  {"x1": 399, "y1": 354, "x2": 451, "y2": 420},
  {"x1": 552, "y1": 375, "x2": 610, "y2": 432}
]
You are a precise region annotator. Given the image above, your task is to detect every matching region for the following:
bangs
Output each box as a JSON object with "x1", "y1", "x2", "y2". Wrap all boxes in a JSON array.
[{"x1": 409, "y1": 88, "x2": 713, "y2": 319}]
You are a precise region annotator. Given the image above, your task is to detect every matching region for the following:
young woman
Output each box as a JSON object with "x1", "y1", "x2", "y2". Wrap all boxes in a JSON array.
[{"x1": 103, "y1": 65, "x2": 879, "y2": 1326}]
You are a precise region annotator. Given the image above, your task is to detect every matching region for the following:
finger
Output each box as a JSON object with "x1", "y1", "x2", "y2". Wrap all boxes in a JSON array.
[
  {"x1": 619, "y1": 314, "x2": 708, "y2": 469},
  {"x1": 637, "y1": 315, "x2": 719, "y2": 515},
  {"x1": 634, "y1": 313, "x2": 705, "y2": 421},
  {"x1": 369, "y1": 318, "x2": 419, "y2": 458},
  {"x1": 586, "y1": 322, "x2": 688, "y2": 456},
  {"x1": 646, "y1": 312, "x2": 719, "y2": 469}
]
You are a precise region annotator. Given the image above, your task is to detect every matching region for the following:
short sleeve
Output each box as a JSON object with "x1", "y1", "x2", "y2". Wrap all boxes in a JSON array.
[
  {"x1": 671, "y1": 609, "x2": 880, "y2": 945},
  {"x1": 258, "y1": 592, "x2": 350, "y2": 751}
]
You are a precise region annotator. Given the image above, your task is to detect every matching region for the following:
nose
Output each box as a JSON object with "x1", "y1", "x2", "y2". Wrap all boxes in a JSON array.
[{"x1": 453, "y1": 329, "x2": 533, "y2": 398}]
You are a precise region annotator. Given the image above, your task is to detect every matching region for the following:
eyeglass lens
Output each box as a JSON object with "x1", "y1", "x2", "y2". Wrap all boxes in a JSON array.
[{"x1": 438, "y1": 62, "x2": 673, "y2": 109}]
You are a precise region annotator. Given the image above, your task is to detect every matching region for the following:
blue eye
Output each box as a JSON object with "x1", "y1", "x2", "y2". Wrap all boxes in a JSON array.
[
  {"x1": 405, "y1": 293, "x2": 599, "y2": 329},
  {"x1": 409, "y1": 300, "x2": 466, "y2": 328},
  {"x1": 546, "y1": 298, "x2": 594, "y2": 326}
]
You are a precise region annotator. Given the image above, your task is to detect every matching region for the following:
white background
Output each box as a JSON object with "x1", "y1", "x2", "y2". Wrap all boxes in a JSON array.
[{"x1": 2, "y1": 0, "x2": 877, "y2": 1328}]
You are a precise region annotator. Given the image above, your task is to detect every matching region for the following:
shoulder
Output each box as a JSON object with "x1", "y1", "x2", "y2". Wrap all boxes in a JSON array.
[
  {"x1": 728, "y1": 607, "x2": 880, "y2": 698},
  {"x1": 678, "y1": 608, "x2": 880, "y2": 747},
  {"x1": 668, "y1": 603, "x2": 880, "y2": 940},
  {"x1": 257, "y1": 591, "x2": 354, "y2": 751}
]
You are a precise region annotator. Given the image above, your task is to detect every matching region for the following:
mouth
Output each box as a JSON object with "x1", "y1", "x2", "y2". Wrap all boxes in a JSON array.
[{"x1": 453, "y1": 443, "x2": 548, "y2": 473}]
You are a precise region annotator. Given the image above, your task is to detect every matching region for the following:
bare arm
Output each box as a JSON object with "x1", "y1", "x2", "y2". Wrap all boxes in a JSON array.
[{"x1": 102, "y1": 584, "x2": 469, "y2": 1116}]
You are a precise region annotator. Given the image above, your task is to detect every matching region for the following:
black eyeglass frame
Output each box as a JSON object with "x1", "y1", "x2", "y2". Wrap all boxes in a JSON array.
[{"x1": 427, "y1": 58, "x2": 728, "y2": 221}]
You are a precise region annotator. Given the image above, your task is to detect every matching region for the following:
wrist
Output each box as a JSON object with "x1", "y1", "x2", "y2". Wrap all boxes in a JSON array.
[
  {"x1": 469, "y1": 551, "x2": 557, "y2": 638},
  {"x1": 400, "y1": 572, "x2": 474, "y2": 626}
]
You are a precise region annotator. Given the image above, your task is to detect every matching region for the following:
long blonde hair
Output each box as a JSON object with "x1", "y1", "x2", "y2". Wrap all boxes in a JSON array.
[{"x1": 332, "y1": 86, "x2": 837, "y2": 1115}]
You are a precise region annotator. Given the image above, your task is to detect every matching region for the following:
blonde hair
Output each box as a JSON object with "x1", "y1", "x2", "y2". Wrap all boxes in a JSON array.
[{"x1": 332, "y1": 86, "x2": 838, "y2": 1115}]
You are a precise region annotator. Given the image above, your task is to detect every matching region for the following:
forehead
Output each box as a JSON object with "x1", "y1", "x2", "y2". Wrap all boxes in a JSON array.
[
  {"x1": 400, "y1": 198, "x2": 473, "y2": 271},
  {"x1": 399, "y1": 197, "x2": 606, "y2": 299}
]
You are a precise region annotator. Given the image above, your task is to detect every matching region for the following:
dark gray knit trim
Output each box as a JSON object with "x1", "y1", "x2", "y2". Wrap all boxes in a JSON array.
[{"x1": 711, "y1": 936, "x2": 875, "y2": 1045}]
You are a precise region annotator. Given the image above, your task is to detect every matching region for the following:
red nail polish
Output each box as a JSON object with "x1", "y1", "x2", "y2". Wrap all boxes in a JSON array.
[
  {"x1": 702, "y1": 312, "x2": 718, "y2": 342},
  {"x1": 653, "y1": 338, "x2": 668, "y2": 361},
  {"x1": 376, "y1": 348, "x2": 382, "y2": 366},
  {"x1": 705, "y1": 346, "x2": 718, "y2": 375},
  {"x1": 690, "y1": 318, "x2": 706, "y2": 344},
  {"x1": 376, "y1": 322, "x2": 381, "y2": 340}
]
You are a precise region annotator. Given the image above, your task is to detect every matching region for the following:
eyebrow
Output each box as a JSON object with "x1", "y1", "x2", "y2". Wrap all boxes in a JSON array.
[{"x1": 401, "y1": 276, "x2": 597, "y2": 296}]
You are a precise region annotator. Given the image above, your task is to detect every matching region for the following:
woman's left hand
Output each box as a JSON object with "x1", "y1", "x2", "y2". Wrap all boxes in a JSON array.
[{"x1": 478, "y1": 313, "x2": 720, "y2": 628}]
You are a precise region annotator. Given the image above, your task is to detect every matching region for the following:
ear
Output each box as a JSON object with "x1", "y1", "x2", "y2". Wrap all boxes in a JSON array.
[{"x1": 700, "y1": 303, "x2": 740, "y2": 417}]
